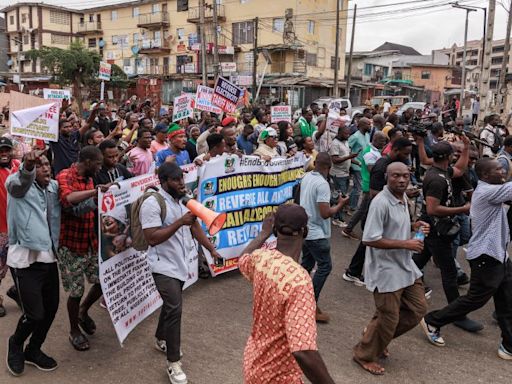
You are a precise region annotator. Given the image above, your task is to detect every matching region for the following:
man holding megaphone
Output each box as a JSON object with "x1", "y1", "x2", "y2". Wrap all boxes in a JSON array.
[{"x1": 140, "y1": 162, "x2": 222, "y2": 384}]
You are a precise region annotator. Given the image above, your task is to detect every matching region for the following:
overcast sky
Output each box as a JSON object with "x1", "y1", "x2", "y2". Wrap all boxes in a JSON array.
[{"x1": 0, "y1": 0, "x2": 509, "y2": 54}]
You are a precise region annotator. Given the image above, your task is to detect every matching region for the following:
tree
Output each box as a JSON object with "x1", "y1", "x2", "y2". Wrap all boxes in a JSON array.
[{"x1": 27, "y1": 41, "x2": 103, "y2": 115}]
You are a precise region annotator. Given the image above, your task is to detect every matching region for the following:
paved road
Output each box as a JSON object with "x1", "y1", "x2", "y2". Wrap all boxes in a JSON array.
[{"x1": 1, "y1": 230, "x2": 511, "y2": 384}]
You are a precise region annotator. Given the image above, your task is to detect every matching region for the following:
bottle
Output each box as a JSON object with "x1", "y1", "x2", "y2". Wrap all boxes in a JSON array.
[{"x1": 414, "y1": 229, "x2": 425, "y2": 242}]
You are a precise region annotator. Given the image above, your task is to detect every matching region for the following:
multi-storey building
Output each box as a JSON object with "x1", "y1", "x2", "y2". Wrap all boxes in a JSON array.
[{"x1": 1, "y1": 0, "x2": 348, "y2": 106}]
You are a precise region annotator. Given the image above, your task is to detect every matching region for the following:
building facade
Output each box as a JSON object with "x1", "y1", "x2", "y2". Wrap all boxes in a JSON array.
[{"x1": 1, "y1": 0, "x2": 348, "y2": 106}]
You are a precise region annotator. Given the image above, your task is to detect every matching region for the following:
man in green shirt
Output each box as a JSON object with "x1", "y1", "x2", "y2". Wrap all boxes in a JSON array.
[
  {"x1": 295, "y1": 109, "x2": 316, "y2": 138},
  {"x1": 347, "y1": 118, "x2": 371, "y2": 211}
]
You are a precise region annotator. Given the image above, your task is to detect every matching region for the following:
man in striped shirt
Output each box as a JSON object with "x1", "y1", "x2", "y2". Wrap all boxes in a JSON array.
[{"x1": 420, "y1": 158, "x2": 512, "y2": 361}]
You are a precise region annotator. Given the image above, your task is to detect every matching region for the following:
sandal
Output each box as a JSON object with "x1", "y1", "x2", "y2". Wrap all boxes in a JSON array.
[
  {"x1": 69, "y1": 333, "x2": 90, "y2": 351},
  {"x1": 353, "y1": 356, "x2": 385, "y2": 375},
  {"x1": 78, "y1": 314, "x2": 96, "y2": 335}
]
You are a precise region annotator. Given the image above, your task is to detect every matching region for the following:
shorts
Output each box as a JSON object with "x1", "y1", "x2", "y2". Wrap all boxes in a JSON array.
[
  {"x1": 0, "y1": 233, "x2": 9, "y2": 281},
  {"x1": 58, "y1": 247, "x2": 99, "y2": 298}
]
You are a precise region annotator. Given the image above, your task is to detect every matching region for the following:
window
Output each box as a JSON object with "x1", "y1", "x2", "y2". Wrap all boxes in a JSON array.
[
  {"x1": 177, "y1": 28, "x2": 185, "y2": 40},
  {"x1": 330, "y1": 56, "x2": 340, "y2": 70},
  {"x1": 133, "y1": 7, "x2": 139, "y2": 17},
  {"x1": 307, "y1": 20, "x2": 315, "y2": 34},
  {"x1": 51, "y1": 34, "x2": 70, "y2": 45},
  {"x1": 306, "y1": 53, "x2": 317, "y2": 66},
  {"x1": 152, "y1": 4, "x2": 160, "y2": 14},
  {"x1": 491, "y1": 57, "x2": 503, "y2": 65},
  {"x1": 421, "y1": 71, "x2": 431, "y2": 80},
  {"x1": 364, "y1": 63, "x2": 372, "y2": 76},
  {"x1": 50, "y1": 11, "x2": 70, "y2": 25},
  {"x1": 492, "y1": 45, "x2": 505, "y2": 53},
  {"x1": 89, "y1": 14, "x2": 94, "y2": 22},
  {"x1": 9, "y1": 15, "x2": 14, "y2": 25},
  {"x1": 273, "y1": 18, "x2": 284, "y2": 33},
  {"x1": 154, "y1": 31, "x2": 161, "y2": 41},
  {"x1": 133, "y1": 33, "x2": 140, "y2": 44},
  {"x1": 88, "y1": 38, "x2": 96, "y2": 48},
  {"x1": 22, "y1": 34, "x2": 29, "y2": 44},
  {"x1": 21, "y1": 14, "x2": 27, "y2": 23},
  {"x1": 112, "y1": 35, "x2": 128, "y2": 45},
  {"x1": 111, "y1": 10, "x2": 118, "y2": 20},
  {"x1": 232, "y1": 21, "x2": 254, "y2": 45},
  {"x1": 177, "y1": 0, "x2": 189, "y2": 11},
  {"x1": 123, "y1": 58, "x2": 131, "y2": 67},
  {"x1": 79, "y1": 16, "x2": 84, "y2": 24}
]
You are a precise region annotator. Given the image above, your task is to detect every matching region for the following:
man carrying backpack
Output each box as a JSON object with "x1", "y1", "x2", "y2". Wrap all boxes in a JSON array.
[
  {"x1": 140, "y1": 162, "x2": 222, "y2": 384},
  {"x1": 480, "y1": 114, "x2": 504, "y2": 158}
]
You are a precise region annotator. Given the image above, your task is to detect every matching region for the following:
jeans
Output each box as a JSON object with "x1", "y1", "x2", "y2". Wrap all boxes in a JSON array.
[
  {"x1": 425, "y1": 256, "x2": 512, "y2": 352},
  {"x1": 11, "y1": 263, "x2": 60, "y2": 351},
  {"x1": 301, "y1": 238, "x2": 332, "y2": 303},
  {"x1": 413, "y1": 232, "x2": 460, "y2": 303},
  {"x1": 331, "y1": 175, "x2": 349, "y2": 221},
  {"x1": 153, "y1": 273, "x2": 184, "y2": 362},
  {"x1": 349, "y1": 170, "x2": 362, "y2": 210},
  {"x1": 346, "y1": 192, "x2": 371, "y2": 232}
]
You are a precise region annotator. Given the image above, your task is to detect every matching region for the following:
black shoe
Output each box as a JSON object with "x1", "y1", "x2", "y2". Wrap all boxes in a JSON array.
[
  {"x1": 6, "y1": 336, "x2": 24, "y2": 376},
  {"x1": 453, "y1": 317, "x2": 484, "y2": 333},
  {"x1": 457, "y1": 273, "x2": 470, "y2": 286},
  {"x1": 24, "y1": 347, "x2": 58, "y2": 371},
  {"x1": 6, "y1": 285, "x2": 21, "y2": 309}
]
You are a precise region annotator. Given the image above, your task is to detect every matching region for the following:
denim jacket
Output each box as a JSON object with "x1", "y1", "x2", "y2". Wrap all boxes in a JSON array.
[{"x1": 6, "y1": 163, "x2": 61, "y2": 251}]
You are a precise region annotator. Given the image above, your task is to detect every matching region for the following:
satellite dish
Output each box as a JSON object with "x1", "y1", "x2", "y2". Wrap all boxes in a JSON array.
[
  {"x1": 98, "y1": 40, "x2": 106, "y2": 48},
  {"x1": 131, "y1": 46, "x2": 140, "y2": 55},
  {"x1": 7, "y1": 59, "x2": 13, "y2": 66}
]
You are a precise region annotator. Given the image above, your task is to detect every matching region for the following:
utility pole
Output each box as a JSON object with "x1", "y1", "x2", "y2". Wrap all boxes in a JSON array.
[
  {"x1": 252, "y1": 17, "x2": 259, "y2": 101},
  {"x1": 452, "y1": 2, "x2": 477, "y2": 117},
  {"x1": 199, "y1": 0, "x2": 208, "y2": 85},
  {"x1": 333, "y1": 0, "x2": 341, "y2": 97},
  {"x1": 479, "y1": 0, "x2": 496, "y2": 121},
  {"x1": 345, "y1": 4, "x2": 356, "y2": 100},
  {"x1": 212, "y1": 0, "x2": 220, "y2": 79},
  {"x1": 498, "y1": 0, "x2": 511, "y2": 113}
]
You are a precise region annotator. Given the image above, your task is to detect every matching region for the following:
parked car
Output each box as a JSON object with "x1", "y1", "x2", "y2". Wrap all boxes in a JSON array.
[
  {"x1": 371, "y1": 95, "x2": 411, "y2": 113},
  {"x1": 396, "y1": 102, "x2": 426, "y2": 117}
]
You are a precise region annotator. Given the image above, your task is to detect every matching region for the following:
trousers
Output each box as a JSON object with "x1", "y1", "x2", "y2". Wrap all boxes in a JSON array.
[
  {"x1": 153, "y1": 273, "x2": 184, "y2": 362},
  {"x1": 353, "y1": 279, "x2": 427, "y2": 362},
  {"x1": 301, "y1": 238, "x2": 332, "y2": 302},
  {"x1": 11, "y1": 262, "x2": 60, "y2": 350}
]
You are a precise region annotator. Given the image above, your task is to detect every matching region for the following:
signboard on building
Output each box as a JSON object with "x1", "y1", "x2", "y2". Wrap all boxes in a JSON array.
[
  {"x1": 99, "y1": 61, "x2": 112, "y2": 81},
  {"x1": 184, "y1": 63, "x2": 196, "y2": 74},
  {"x1": 220, "y1": 62, "x2": 237, "y2": 74},
  {"x1": 212, "y1": 77, "x2": 243, "y2": 114},
  {"x1": 271, "y1": 106, "x2": 292, "y2": 123}
]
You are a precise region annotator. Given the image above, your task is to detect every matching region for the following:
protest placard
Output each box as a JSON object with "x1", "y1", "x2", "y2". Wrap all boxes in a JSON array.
[
  {"x1": 43, "y1": 88, "x2": 71, "y2": 106},
  {"x1": 197, "y1": 153, "x2": 308, "y2": 276},
  {"x1": 98, "y1": 165, "x2": 200, "y2": 344},
  {"x1": 10, "y1": 102, "x2": 59, "y2": 142},
  {"x1": 211, "y1": 77, "x2": 242, "y2": 114},
  {"x1": 173, "y1": 94, "x2": 193, "y2": 122},
  {"x1": 99, "y1": 61, "x2": 112, "y2": 81},
  {"x1": 270, "y1": 105, "x2": 292, "y2": 123},
  {"x1": 195, "y1": 85, "x2": 222, "y2": 114}
]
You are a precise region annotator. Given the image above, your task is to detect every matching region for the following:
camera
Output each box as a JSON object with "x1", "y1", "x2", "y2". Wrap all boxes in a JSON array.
[{"x1": 403, "y1": 121, "x2": 431, "y2": 137}]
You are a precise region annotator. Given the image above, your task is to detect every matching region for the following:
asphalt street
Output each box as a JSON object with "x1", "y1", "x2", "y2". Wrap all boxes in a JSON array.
[{"x1": 1, "y1": 227, "x2": 511, "y2": 384}]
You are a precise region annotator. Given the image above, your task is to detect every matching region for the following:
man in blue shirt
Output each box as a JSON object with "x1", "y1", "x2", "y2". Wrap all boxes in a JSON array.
[
  {"x1": 236, "y1": 124, "x2": 255, "y2": 155},
  {"x1": 155, "y1": 123, "x2": 191, "y2": 167}
]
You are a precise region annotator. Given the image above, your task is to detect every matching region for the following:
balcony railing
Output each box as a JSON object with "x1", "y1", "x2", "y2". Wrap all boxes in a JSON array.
[
  {"x1": 76, "y1": 21, "x2": 102, "y2": 34},
  {"x1": 187, "y1": 5, "x2": 225, "y2": 23},
  {"x1": 138, "y1": 39, "x2": 171, "y2": 54},
  {"x1": 137, "y1": 12, "x2": 170, "y2": 29}
]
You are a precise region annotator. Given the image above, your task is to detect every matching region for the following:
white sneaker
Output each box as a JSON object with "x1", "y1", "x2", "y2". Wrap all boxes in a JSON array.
[
  {"x1": 167, "y1": 361, "x2": 187, "y2": 384},
  {"x1": 156, "y1": 340, "x2": 183, "y2": 358},
  {"x1": 332, "y1": 219, "x2": 348, "y2": 228}
]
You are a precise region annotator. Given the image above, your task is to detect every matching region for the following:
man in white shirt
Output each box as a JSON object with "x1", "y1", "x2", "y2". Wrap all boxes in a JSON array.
[
  {"x1": 480, "y1": 114, "x2": 503, "y2": 158},
  {"x1": 382, "y1": 99, "x2": 391, "y2": 114}
]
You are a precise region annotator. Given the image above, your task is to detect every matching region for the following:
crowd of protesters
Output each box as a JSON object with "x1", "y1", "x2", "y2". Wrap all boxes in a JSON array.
[{"x1": 0, "y1": 92, "x2": 511, "y2": 383}]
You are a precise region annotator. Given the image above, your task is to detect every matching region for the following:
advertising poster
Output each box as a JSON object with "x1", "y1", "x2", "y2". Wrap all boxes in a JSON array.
[
  {"x1": 98, "y1": 165, "x2": 199, "y2": 344},
  {"x1": 211, "y1": 76, "x2": 242, "y2": 114},
  {"x1": 197, "y1": 154, "x2": 307, "y2": 276},
  {"x1": 270, "y1": 105, "x2": 292, "y2": 123},
  {"x1": 173, "y1": 94, "x2": 194, "y2": 122},
  {"x1": 10, "y1": 103, "x2": 59, "y2": 142},
  {"x1": 195, "y1": 85, "x2": 222, "y2": 114}
]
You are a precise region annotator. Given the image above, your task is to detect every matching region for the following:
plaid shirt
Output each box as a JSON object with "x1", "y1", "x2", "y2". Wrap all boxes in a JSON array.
[{"x1": 56, "y1": 163, "x2": 97, "y2": 254}]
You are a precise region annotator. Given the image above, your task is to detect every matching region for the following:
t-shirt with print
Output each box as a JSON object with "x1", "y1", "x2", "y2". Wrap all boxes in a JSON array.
[
  {"x1": 300, "y1": 171, "x2": 331, "y2": 240},
  {"x1": 421, "y1": 166, "x2": 454, "y2": 217},
  {"x1": 361, "y1": 144, "x2": 381, "y2": 193},
  {"x1": 155, "y1": 148, "x2": 191, "y2": 167},
  {"x1": 239, "y1": 249, "x2": 317, "y2": 384},
  {"x1": 329, "y1": 137, "x2": 350, "y2": 177}
]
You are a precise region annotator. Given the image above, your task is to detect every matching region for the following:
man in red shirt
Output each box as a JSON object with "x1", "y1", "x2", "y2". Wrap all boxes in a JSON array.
[
  {"x1": 0, "y1": 137, "x2": 20, "y2": 317},
  {"x1": 56, "y1": 146, "x2": 110, "y2": 351},
  {"x1": 239, "y1": 205, "x2": 335, "y2": 384}
]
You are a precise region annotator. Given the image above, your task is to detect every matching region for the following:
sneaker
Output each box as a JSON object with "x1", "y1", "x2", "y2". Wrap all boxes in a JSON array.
[
  {"x1": 341, "y1": 229, "x2": 360, "y2": 240},
  {"x1": 315, "y1": 307, "x2": 330, "y2": 323},
  {"x1": 167, "y1": 361, "x2": 188, "y2": 384},
  {"x1": 424, "y1": 286, "x2": 433, "y2": 300},
  {"x1": 0, "y1": 295, "x2": 5, "y2": 317},
  {"x1": 498, "y1": 343, "x2": 512, "y2": 360},
  {"x1": 457, "y1": 272, "x2": 470, "y2": 286},
  {"x1": 332, "y1": 219, "x2": 348, "y2": 228},
  {"x1": 6, "y1": 336, "x2": 25, "y2": 376},
  {"x1": 156, "y1": 340, "x2": 184, "y2": 358},
  {"x1": 24, "y1": 348, "x2": 58, "y2": 371},
  {"x1": 342, "y1": 272, "x2": 365, "y2": 287},
  {"x1": 99, "y1": 297, "x2": 107, "y2": 309},
  {"x1": 420, "y1": 318, "x2": 445, "y2": 347},
  {"x1": 6, "y1": 285, "x2": 21, "y2": 309}
]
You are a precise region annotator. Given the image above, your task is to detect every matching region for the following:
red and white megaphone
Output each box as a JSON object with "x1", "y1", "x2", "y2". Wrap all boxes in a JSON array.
[{"x1": 180, "y1": 196, "x2": 227, "y2": 236}]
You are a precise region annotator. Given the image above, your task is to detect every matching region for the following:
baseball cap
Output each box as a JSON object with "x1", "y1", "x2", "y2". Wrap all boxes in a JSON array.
[
  {"x1": 431, "y1": 141, "x2": 453, "y2": 158},
  {"x1": 274, "y1": 204, "x2": 308, "y2": 236},
  {"x1": 0, "y1": 137, "x2": 13, "y2": 149},
  {"x1": 155, "y1": 122, "x2": 169, "y2": 133},
  {"x1": 221, "y1": 116, "x2": 237, "y2": 127}
]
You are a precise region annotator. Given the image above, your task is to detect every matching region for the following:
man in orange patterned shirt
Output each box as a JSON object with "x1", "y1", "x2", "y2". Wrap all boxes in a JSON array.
[{"x1": 239, "y1": 205, "x2": 335, "y2": 384}]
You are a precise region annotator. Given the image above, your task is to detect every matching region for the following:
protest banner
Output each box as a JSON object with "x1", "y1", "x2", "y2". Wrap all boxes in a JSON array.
[
  {"x1": 212, "y1": 76, "x2": 242, "y2": 114},
  {"x1": 270, "y1": 105, "x2": 292, "y2": 123},
  {"x1": 99, "y1": 61, "x2": 112, "y2": 81},
  {"x1": 173, "y1": 94, "x2": 193, "y2": 122},
  {"x1": 195, "y1": 85, "x2": 222, "y2": 114},
  {"x1": 197, "y1": 153, "x2": 308, "y2": 276},
  {"x1": 98, "y1": 165, "x2": 199, "y2": 344},
  {"x1": 10, "y1": 102, "x2": 59, "y2": 142},
  {"x1": 43, "y1": 88, "x2": 71, "y2": 106}
]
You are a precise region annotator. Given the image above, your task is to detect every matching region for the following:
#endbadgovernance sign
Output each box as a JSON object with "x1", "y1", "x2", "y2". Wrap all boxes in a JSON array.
[
  {"x1": 10, "y1": 103, "x2": 59, "y2": 142},
  {"x1": 270, "y1": 106, "x2": 292, "y2": 123},
  {"x1": 98, "y1": 165, "x2": 199, "y2": 344},
  {"x1": 212, "y1": 77, "x2": 242, "y2": 114},
  {"x1": 173, "y1": 94, "x2": 194, "y2": 122},
  {"x1": 195, "y1": 85, "x2": 222, "y2": 114},
  {"x1": 197, "y1": 153, "x2": 307, "y2": 276}
]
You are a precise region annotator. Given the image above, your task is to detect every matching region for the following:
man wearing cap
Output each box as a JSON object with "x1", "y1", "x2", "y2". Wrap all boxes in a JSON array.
[
  {"x1": 155, "y1": 124, "x2": 191, "y2": 167},
  {"x1": 0, "y1": 137, "x2": 20, "y2": 317},
  {"x1": 413, "y1": 139, "x2": 483, "y2": 332},
  {"x1": 253, "y1": 127, "x2": 279, "y2": 161},
  {"x1": 239, "y1": 206, "x2": 335, "y2": 384},
  {"x1": 151, "y1": 123, "x2": 169, "y2": 156}
]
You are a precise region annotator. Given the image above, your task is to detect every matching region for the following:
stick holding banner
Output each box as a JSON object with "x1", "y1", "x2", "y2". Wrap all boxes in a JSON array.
[{"x1": 100, "y1": 81, "x2": 105, "y2": 101}]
